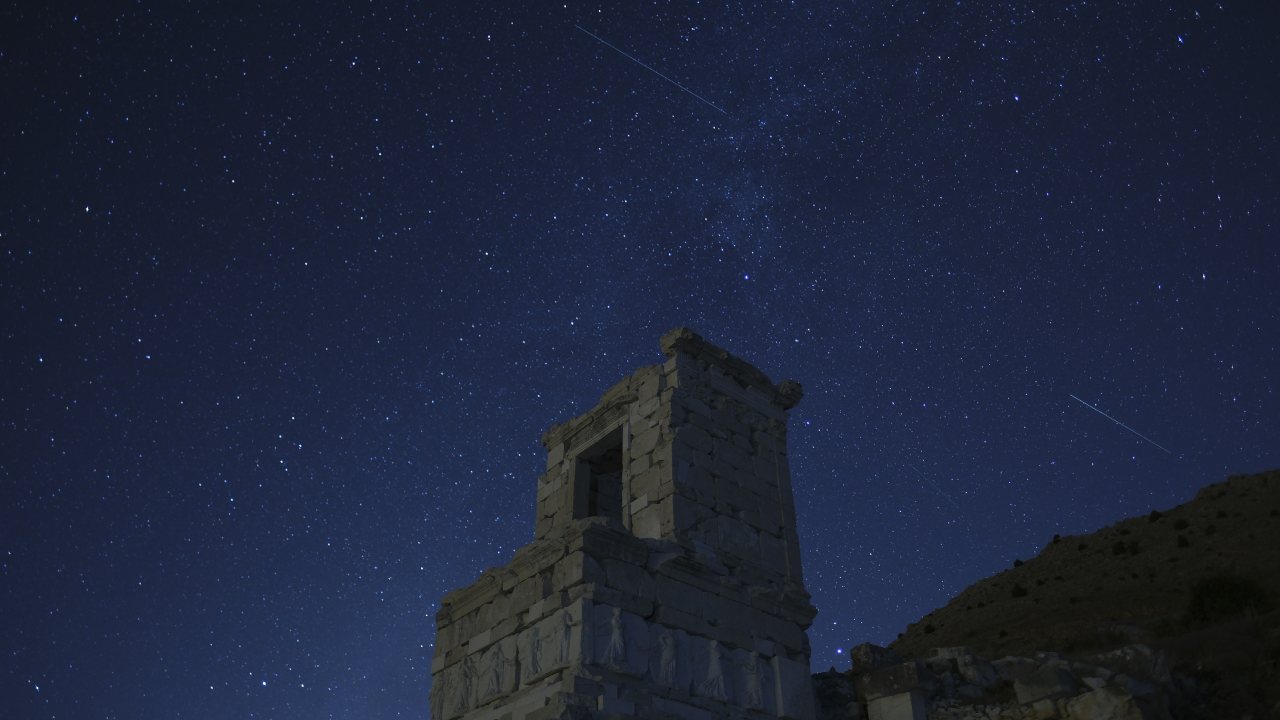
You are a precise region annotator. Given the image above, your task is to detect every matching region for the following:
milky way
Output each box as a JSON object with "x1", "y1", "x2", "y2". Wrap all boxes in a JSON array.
[{"x1": 3, "y1": 3, "x2": 1277, "y2": 718}]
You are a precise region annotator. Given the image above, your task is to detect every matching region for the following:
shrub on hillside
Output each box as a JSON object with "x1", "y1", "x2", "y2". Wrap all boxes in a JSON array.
[{"x1": 1185, "y1": 574, "x2": 1272, "y2": 628}]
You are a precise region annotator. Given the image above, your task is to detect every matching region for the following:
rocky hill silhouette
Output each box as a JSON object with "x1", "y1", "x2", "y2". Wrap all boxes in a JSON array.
[
  {"x1": 815, "y1": 469, "x2": 1280, "y2": 719},
  {"x1": 890, "y1": 469, "x2": 1280, "y2": 660}
]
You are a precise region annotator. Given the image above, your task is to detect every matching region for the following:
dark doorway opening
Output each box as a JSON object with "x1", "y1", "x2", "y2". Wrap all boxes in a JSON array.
[{"x1": 574, "y1": 427, "x2": 623, "y2": 524}]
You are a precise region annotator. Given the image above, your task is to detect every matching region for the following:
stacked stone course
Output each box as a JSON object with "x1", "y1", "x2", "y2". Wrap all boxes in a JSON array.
[{"x1": 429, "y1": 328, "x2": 818, "y2": 719}]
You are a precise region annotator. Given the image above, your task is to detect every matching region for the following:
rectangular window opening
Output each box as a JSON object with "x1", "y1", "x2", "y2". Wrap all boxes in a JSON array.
[{"x1": 574, "y1": 427, "x2": 624, "y2": 524}]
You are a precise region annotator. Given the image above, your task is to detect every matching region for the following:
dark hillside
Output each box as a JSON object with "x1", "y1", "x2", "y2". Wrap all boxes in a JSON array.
[{"x1": 891, "y1": 469, "x2": 1280, "y2": 660}]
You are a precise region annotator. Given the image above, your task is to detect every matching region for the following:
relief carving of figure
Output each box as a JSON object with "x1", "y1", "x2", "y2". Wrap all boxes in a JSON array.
[
  {"x1": 485, "y1": 643, "x2": 507, "y2": 699},
  {"x1": 430, "y1": 674, "x2": 446, "y2": 719},
  {"x1": 744, "y1": 650, "x2": 763, "y2": 708},
  {"x1": 559, "y1": 611, "x2": 573, "y2": 664},
  {"x1": 656, "y1": 629, "x2": 677, "y2": 686},
  {"x1": 527, "y1": 626, "x2": 543, "y2": 676},
  {"x1": 452, "y1": 655, "x2": 476, "y2": 715},
  {"x1": 699, "y1": 639, "x2": 726, "y2": 701},
  {"x1": 605, "y1": 607, "x2": 626, "y2": 668}
]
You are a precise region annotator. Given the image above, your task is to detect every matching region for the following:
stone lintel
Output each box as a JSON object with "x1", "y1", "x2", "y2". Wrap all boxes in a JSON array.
[
  {"x1": 541, "y1": 396, "x2": 633, "y2": 454},
  {"x1": 540, "y1": 364, "x2": 666, "y2": 451}
]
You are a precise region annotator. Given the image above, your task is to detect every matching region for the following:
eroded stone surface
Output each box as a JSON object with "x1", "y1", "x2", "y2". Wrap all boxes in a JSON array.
[
  {"x1": 820, "y1": 644, "x2": 1185, "y2": 720},
  {"x1": 428, "y1": 328, "x2": 817, "y2": 719}
]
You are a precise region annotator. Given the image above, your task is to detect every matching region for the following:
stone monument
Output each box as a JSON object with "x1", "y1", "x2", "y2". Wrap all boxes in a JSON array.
[{"x1": 428, "y1": 328, "x2": 817, "y2": 719}]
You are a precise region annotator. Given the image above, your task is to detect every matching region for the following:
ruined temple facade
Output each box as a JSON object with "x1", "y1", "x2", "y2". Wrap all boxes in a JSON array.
[{"x1": 429, "y1": 328, "x2": 817, "y2": 719}]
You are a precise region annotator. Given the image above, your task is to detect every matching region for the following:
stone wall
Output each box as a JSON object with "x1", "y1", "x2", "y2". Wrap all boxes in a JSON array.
[{"x1": 429, "y1": 329, "x2": 817, "y2": 719}]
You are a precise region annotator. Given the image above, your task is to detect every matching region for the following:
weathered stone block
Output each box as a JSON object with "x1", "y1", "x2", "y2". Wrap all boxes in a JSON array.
[
  {"x1": 706, "y1": 515, "x2": 761, "y2": 558},
  {"x1": 775, "y1": 654, "x2": 817, "y2": 719},
  {"x1": 849, "y1": 643, "x2": 901, "y2": 673},
  {"x1": 633, "y1": 393, "x2": 661, "y2": 418},
  {"x1": 631, "y1": 505, "x2": 663, "y2": 540},
  {"x1": 1027, "y1": 697, "x2": 1060, "y2": 720},
  {"x1": 629, "y1": 467, "x2": 663, "y2": 499},
  {"x1": 629, "y1": 452, "x2": 650, "y2": 475},
  {"x1": 858, "y1": 661, "x2": 934, "y2": 702},
  {"x1": 630, "y1": 427, "x2": 661, "y2": 459},
  {"x1": 636, "y1": 368, "x2": 663, "y2": 399},
  {"x1": 554, "y1": 555, "x2": 588, "y2": 592},
  {"x1": 955, "y1": 654, "x2": 998, "y2": 689},
  {"x1": 653, "y1": 603, "x2": 709, "y2": 637},
  {"x1": 538, "y1": 473, "x2": 563, "y2": 500},
  {"x1": 547, "y1": 442, "x2": 566, "y2": 470},
  {"x1": 602, "y1": 558, "x2": 655, "y2": 601},
  {"x1": 1064, "y1": 686, "x2": 1149, "y2": 720},
  {"x1": 866, "y1": 690, "x2": 927, "y2": 720},
  {"x1": 1015, "y1": 665, "x2": 1078, "y2": 706},
  {"x1": 678, "y1": 424, "x2": 714, "y2": 453}
]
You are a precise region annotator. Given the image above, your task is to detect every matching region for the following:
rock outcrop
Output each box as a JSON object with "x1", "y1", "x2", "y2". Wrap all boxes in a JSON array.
[
  {"x1": 822, "y1": 469, "x2": 1280, "y2": 720},
  {"x1": 891, "y1": 470, "x2": 1280, "y2": 661},
  {"x1": 816, "y1": 643, "x2": 1195, "y2": 720}
]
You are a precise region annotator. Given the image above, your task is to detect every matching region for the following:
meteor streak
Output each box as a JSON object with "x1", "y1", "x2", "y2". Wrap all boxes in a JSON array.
[
  {"x1": 574, "y1": 25, "x2": 728, "y2": 115},
  {"x1": 1069, "y1": 394, "x2": 1172, "y2": 454},
  {"x1": 907, "y1": 463, "x2": 960, "y2": 509}
]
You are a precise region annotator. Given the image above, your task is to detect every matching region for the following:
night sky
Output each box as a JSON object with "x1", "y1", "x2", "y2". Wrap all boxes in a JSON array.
[{"x1": 3, "y1": 2, "x2": 1278, "y2": 718}]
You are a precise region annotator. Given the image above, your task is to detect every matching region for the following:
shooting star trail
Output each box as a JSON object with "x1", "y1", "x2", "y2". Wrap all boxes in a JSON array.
[
  {"x1": 907, "y1": 463, "x2": 961, "y2": 510},
  {"x1": 1069, "y1": 394, "x2": 1173, "y2": 454},
  {"x1": 574, "y1": 24, "x2": 728, "y2": 115}
]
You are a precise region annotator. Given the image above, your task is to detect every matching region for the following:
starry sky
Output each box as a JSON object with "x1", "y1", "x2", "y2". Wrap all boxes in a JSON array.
[{"x1": 3, "y1": 2, "x2": 1278, "y2": 718}]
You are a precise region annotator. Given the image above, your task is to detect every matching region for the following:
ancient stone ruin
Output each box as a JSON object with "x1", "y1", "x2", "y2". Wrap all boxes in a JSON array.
[
  {"x1": 428, "y1": 328, "x2": 818, "y2": 719},
  {"x1": 814, "y1": 642, "x2": 1190, "y2": 720}
]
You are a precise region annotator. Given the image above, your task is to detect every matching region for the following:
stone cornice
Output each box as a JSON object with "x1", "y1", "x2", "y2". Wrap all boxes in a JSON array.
[{"x1": 660, "y1": 327, "x2": 803, "y2": 410}]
